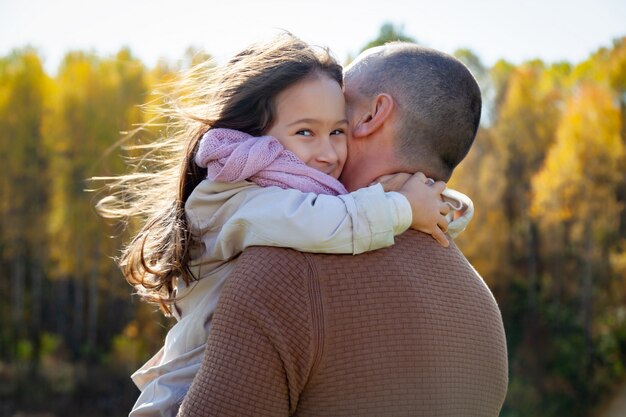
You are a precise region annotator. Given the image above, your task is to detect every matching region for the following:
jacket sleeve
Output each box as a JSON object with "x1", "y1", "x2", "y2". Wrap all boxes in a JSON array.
[
  {"x1": 177, "y1": 248, "x2": 316, "y2": 417},
  {"x1": 442, "y1": 188, "x2": 475, "y2": 238},
  {"x1": 185, "y1": 180, "x2": 412, "y2": 259}
]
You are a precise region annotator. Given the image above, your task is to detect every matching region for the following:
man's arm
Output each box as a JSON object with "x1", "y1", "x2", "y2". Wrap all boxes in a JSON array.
[{"x1": 177, "y1": 248, "x2": 317, "y2": 417}]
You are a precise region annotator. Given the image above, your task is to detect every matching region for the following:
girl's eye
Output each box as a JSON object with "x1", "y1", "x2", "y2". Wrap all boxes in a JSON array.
[
  {"x1": 296, "y1": 130, "x2": 313, "y2": 137},
  {"x1": 331, "y1": 129, "x2": 345, "y2": 135}
]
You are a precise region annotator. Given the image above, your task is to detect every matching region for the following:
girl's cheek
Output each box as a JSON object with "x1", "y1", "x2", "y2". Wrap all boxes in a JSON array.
[{"x1": 338, "y1": 138, "x2": 348, "y2": 163}]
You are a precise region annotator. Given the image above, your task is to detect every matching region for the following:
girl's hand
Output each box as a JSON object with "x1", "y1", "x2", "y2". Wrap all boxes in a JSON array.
[
  {"x1": 398, "y1": 172, "x2": 451, "y2": 247},
  {"x1": 373, "y1": 173, "x2": 414, "y2": 192}
]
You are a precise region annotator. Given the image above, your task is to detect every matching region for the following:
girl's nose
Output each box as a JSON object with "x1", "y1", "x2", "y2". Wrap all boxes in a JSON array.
[{"x1": 317, "y1": 137, "x2": 339, "y2": 165}]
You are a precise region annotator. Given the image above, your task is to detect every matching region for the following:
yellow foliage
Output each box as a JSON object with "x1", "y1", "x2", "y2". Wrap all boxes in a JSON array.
[
  {"x1": 610, "y1": 243, "x2": 626, "y2": 278},
  {"x1": 450, "y1": 130, "x2": 511, "y2": 284},
  {"x1": 531, "y1": 84, "x2": 624, "y2": 228}
]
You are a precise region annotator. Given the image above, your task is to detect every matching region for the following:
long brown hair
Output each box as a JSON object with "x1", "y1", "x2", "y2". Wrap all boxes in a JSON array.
[{"x1": 97, "y1": 33, "x2": 342, "y2": 314}]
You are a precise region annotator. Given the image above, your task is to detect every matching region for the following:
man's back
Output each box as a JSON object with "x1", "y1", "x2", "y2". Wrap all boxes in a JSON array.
[{"x1": 179, "y1": 230, "x2": 508, "y2": 416}]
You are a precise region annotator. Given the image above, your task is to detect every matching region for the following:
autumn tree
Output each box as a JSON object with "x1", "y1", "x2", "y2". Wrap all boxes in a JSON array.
[
  {"x1": 531, "y1": 83, "x2": 625, "y2": 406},
  {"x1": 45, "y1": 49, "x2": 148, "y2": 357},
  {"x1": 0, "y1": 49, "x2": 50, "y2": 370}
]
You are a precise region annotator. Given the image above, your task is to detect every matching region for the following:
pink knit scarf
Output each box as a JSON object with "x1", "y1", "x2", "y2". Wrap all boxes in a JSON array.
[{"x1": 195, "y1": 128, "x2": 348, "y2": 196}]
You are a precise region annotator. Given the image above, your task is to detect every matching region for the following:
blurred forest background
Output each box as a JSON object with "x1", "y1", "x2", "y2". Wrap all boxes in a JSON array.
[{"x1": 1, "y1": 24, "x2": 626, "y2": 416}]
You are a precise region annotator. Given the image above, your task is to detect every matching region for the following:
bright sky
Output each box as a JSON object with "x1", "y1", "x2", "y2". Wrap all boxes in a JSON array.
[{"x1": 1, "y1": 0, "x2": 624, "y2": 74}]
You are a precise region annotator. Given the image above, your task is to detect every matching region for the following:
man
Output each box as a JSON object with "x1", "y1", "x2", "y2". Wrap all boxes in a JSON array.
[{"x1": 178, "y1": 43, "x2": 508, "y2": 416}]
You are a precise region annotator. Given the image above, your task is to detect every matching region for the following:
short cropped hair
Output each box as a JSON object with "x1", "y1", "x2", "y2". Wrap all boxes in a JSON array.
[{"x1": 346, "y1": 43, "x2": 481, "y2": 181}]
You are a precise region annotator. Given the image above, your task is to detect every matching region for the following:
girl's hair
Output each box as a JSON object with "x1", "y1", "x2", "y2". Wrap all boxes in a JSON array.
[{"x1": 97, "y1": 33, "x2": 343, "y2": 314}]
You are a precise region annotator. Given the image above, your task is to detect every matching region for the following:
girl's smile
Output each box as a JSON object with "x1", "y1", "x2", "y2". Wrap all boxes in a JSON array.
[{"x1": 265, "y1": 75, "x2": 348, "y2": 179}]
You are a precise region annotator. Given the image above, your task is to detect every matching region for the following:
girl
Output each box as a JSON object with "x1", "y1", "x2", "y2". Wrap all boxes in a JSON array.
[{"x1": 98, "y1": 33, "x2": 472, "y2": 416}]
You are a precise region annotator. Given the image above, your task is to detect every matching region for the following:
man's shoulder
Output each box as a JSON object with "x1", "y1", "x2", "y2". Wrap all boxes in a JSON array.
[
  {"x1": 237, "y1": 246, "x2": 311, "y2": 274},
  {"x1": 226, "y1": 246, "x2": 312, "y2": 302},
  {"x1": 236, "y1": 230, "x2": 472, "y2": 273}
]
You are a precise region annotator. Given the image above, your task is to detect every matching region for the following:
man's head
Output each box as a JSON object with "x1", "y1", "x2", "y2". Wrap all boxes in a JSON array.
[{"x1": 340, "y1": 43, "x2": 481, "y2": 191}]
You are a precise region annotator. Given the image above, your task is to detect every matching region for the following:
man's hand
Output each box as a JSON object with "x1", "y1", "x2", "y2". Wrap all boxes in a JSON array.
[{"x1": 396, "y1": 173, "x2": 451, "y2": 247}]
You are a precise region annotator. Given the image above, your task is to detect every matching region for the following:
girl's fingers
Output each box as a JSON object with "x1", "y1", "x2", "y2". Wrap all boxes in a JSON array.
[
  {"x1": 437, "y1": 215, "x2": 449, "y2": 233},
  {"x1": 376, "y1": 173, "x2": 413, "y2": 191},
  {"x1": 412, "y1": 172, "x2": 428, "y2": 183},
  {"x1": 431, "y1": 227, "x2": 450, "y2": 248},
  {"x1": 431, "y1": 181, "x2": 446, "y2": 193}
]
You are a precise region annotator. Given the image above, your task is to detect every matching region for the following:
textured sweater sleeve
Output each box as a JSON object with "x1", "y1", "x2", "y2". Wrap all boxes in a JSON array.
[
  {"x1": 186, "y1": 180, "x2": 411, "y2": 259},
  {"x1": 177, "y1": 248, "x2": 320, "y2": 417}
]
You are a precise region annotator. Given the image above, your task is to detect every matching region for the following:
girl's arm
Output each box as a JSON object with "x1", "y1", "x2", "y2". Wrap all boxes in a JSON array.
[{"x1": 185, "y1": 179, "x2": 414, "y2": 261}]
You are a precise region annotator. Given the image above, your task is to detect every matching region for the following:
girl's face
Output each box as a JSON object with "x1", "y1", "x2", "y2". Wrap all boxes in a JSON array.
[{"x1": 266, "y1": 75, "x2": 348, "y2": 179}]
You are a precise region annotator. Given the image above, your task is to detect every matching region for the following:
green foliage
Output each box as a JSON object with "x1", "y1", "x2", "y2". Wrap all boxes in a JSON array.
[
  {"x1": 15, "y1": 339, "x2": 33, "y2": 362},
  {"x1": 360, "y1": 22, "x2": 416, "y2": 51}
]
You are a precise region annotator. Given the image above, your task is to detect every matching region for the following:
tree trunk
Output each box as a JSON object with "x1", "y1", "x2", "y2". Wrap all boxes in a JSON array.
[
  {"x1": 87, "y1": 245, "x2": 99, "y2": 359},
  {"x1": 11, "y1": 245, "x2": 25, "y2": 359},
  {"x1": 552, "y1": 222, "x2": 570, "y2": 310},
  {"x1": 527, "y1": 220, "x2": 541, "y2": 308},
  {"x1": 72, "y1": 276, "x2": 84, "y2": 358},
  {"x1": 581, "y1": 221, "x2": 594, "y2": 383},
  {"x1": 72, "y1": 232, "x2": 85, "y2": 358},
  {"x1": 29, "y1": 248, "x2": 44, "y2": 377},
  {"x1": 56, "y1": 277, "x2": 70, "y2": 343}
]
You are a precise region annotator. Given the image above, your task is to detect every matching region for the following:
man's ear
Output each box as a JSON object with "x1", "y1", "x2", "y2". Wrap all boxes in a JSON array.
[{"x1": 352, "y1": 93, "x2": 394, "y2": 138}]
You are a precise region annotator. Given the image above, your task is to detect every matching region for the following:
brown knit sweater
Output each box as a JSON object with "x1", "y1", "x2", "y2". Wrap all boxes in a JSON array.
[{"x1": 178, "y1": 230, "x2": 508, "y2": 416}]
